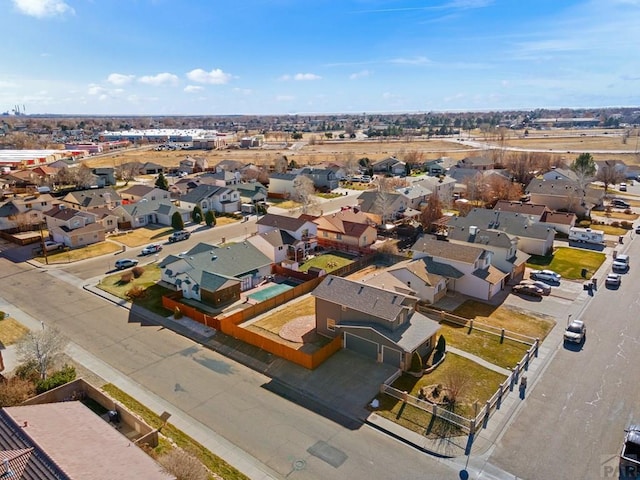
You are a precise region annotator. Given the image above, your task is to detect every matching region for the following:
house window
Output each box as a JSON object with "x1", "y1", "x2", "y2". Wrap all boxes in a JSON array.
[
  {"x1": 323, "y1": 231, "x2": 328, "y2": 237},
  {"x1": 336, "y1": 233, "x2": 342, "y2": 240},
  {"x1": 327, "y1": 318, "x2": 336, "y2": 331},
  {"x1": 278, "y1": 246, "x2": 283, "y2": 250}
]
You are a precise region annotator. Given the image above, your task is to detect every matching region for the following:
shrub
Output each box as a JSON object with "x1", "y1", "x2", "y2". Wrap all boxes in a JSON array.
[
  {"x1": 14, "y1": 360, "x2": 40, "y2": 383},
  {"x1": 35, "y1": 364, "x2": 76, "y2": 394},
  {"x1": 621, "y1": 221, "x2": 633, "y2": 230},
  {"x1": 120, "y1": 272, "x2": 133, "y2": 284},
  {"x1": 0, "y1": 376, "x2": 36, "y2": 407},
  {"x1": 0, "y1": 311, "x2": 6, "y2": 321},
  {"x1": 158, "y1": 448, "x2": 209, "y2": 480},
  {"x1": 126, "y1": 286, "x2": 146, "y2": 300},
  {"x1": 577, "y1": 220, "x2": 591, "y2": 228},
  {"x1": 131, "y1": 266, "x2": 144, "y2": 278},
  {"x1": 204, "y1": 210, "x2": 216, "y2": 227},
  {"x1": 625, "y1": 209, "x2": 633, "y2": 215},
  {"x1": 436, "y1": 334, "x2": 446, "y2": 354},
  {"x1": 409, "y1": 351, "x2": 423, "y2": 373},
  {"x1": 611, "y1": 221, "x2": 620, "y2": 228}
]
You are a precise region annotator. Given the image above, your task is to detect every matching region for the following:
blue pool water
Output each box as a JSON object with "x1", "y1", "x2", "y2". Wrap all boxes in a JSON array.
[{"x1": 248, "y1": 283, "x2": 294, "y2": 302}]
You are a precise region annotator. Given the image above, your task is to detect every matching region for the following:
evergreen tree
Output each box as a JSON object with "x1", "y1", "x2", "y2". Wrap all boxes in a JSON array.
[
  {"x1": 191, "y1": 205, "x2": 203, "y2": 224},
  {"x1": 155, "y1": 172, "x2": 169, "y2": 191},
  {"x1": 171, "y1": 211, "x2": 184, "y2": 230},
  {"x1": 205, "y1": 209, "x2": 216, "y2": 227}
]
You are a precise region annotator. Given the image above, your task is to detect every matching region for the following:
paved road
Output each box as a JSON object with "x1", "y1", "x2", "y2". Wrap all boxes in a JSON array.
[
  {"x1": 489, "y1": 238, "x2": 640, "y2": 478},
  {"x1": 0, "y1": 258, "x2": 460, "y2": 480}
]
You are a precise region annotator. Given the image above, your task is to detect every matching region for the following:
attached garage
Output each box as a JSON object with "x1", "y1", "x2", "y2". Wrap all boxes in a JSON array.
[
  {"x1": 381, "y1": 346, "x2": 402, "y2": 368},
  {"x1": 344, "y1": 333, "x2": 378, "y2": 361}
]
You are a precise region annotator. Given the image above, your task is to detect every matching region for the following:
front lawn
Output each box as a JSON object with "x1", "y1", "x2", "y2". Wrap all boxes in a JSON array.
[
  {"x1": 438, "y1": 323, "x2": 530, "y2": 370},
  {"x1": 98, "y1": 264, "x2": 172, "y2": 316},
  {"x1": 526, "y1": 246, "x2": 606, "y2": 279},
  {"x1": 299, "y1": 252, "x2": 355, "y2": 272},
  {"x1": 36, "y1": 241, "x2": 122, "y2": 264},
  {"x1": 452, "y1": 301, "x2": 555, "y2": 341},
  {"x1": 0, "y1": 317, "x2": 30, "y2": 346},
  {"x1": 110, "y1": 226, "x2": 173, "y2": 247},
  {"x1": 373, "y1": 353, "x2": 506, "y2": 435}
]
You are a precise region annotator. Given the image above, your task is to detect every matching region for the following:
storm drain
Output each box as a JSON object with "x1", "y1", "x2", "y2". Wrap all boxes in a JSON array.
[{"x1": 307, "y1": 441, "x2": 347, "y2": 468}]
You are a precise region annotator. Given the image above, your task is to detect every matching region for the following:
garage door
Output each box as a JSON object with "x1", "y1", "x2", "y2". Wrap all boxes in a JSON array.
[
  {"x1": 344, "y1": 333, "x2": 378, "y2": 360},
  {"x1": 382, "y1": 346, "x2": 402, "y2": 368}
]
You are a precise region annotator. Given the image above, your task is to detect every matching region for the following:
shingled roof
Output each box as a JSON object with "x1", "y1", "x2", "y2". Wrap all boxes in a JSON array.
[{"x1": 411, "y1": 237, "x2": 484, "y2": 264}]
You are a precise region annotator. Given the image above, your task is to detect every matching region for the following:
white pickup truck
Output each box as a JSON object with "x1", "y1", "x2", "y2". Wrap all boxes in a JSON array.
[{"x1": 621, "y1": 425, "x2": 640, "y2": 477}]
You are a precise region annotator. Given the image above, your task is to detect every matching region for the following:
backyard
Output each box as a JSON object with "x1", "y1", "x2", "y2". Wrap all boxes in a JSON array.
[
  {"x1": 300, "y1": 252, "x2": 355, "y2": 273},
  {"x1": 526, "y1": 246, "x2": 606, "y2": 279},
  {"x1": 97, "y1": 264, "x2": 173, "y2": 316},
  {"x1": 373, "y1": 353, "x2": 507, "y2": 436}
]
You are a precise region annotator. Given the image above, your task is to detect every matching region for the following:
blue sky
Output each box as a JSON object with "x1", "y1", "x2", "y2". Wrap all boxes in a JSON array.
[{"x1": 1, "y1": 0, "x2": 640, "y2": 115}]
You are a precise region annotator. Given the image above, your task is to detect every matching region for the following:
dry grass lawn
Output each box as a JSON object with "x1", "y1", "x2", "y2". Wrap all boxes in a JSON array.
[
  {"x1": 248, "y1": 296, "x2": 315, "y2": 333},
  {"x1": 36, "y1": 241, "x2": 122, "y2": 263},
  {"x1": 0, "y1": 317, "x2": 30, "y2": 346},
  {"x1": 451, "y1": 301, "x2": 556, "y2": 341},
  {"x1": 110, "y1": 226, "x2": 173, "y2": 247}
]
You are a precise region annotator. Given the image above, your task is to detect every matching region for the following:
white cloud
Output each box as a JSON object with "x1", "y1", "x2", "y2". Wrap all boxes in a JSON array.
[
  {"x1": 276, "y1": 95, "x2": 295, "y2": 101},
  {"x1": 186, "y1": 68, "x2": 232, "y2": 85},
  {"x1": 349, "y1": 70, "x2": 371, "y2": 80},
  {"x1": 233, "y1": 87, "x2": 253, "y2": 95},
  {"x1": 87, "y1": 84, "x2": 106, "y2": 96},
  {"x1": 107, "y1": 73, "x2": 135, "y2": 86},
  {"x1": 138, "y1": 73, "x2": 179, "y2": 87},
  {"x1": 390, "y1": 56, "x2": 431, "y2": 65},
  {"x1": 184, "y1": 85, "x2": 204, "y2": 93},
  {"x1": 294, "y1": 73, "x2": 321, "y2": 81},
  {"x1": 279, "y1": 74, "x2": 291, "y2": 81},
  {"x1": 12, "y1": 0, "x2": 74, "y2": 18}
]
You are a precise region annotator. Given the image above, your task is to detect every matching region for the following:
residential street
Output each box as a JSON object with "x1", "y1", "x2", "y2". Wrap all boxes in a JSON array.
[
  {"x1": 489, "y1": 236, "x2": 640, "y2": 478},
  {"x1": 0, "y1": 257, "x2": 458, "y2": 480}
]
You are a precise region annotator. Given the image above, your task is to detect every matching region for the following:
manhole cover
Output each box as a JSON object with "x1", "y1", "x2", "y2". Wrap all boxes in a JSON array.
[{"x1": 292, "y1": 459, "x2": 306, "y2": 471}]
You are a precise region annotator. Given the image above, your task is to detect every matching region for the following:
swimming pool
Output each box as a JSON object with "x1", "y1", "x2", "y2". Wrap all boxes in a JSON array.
[{"x1": 248, "y1": 282, "x2": 294, "y2": 302}]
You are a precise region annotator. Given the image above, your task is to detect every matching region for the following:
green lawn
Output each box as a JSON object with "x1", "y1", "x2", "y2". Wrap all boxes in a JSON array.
[
  {"x1": 102, "y1": 384, "x2": 250, "y2": 480},
  {"x1": 526, "y1": 246, "x2": 606, "y2": 279},
  {"x1": 97, "y1": 265, "x2": 173, "y2": 316},
  {"x1": 373, "y1": 353, "x2": 506, "y2": 436},
  {"x1": 299, "y1": 252, "x2": 355, "y2": 272}
]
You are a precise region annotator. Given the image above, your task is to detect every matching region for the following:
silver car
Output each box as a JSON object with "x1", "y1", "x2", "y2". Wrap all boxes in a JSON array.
[{"x1": 520, "y1": 279, "x2": 552, "y2": 295}]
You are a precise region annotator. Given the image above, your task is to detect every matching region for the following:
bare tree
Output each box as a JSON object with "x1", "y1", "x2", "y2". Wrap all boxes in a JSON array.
[
  {"x1": 596, "y1": 161, "x2": 625, "y2": 195},
  {"x1": 158, "y1": 448, "x2": 209, "y2": 480},
  {"x1": 373, "y1": 182, "x2": 397, "y2": 224},
  {"x1": 75, "y1": 165, "x2": 96, "y2": 189},
  {"x1": 343, "y1": 153, "x2": 360, "y2": 177},
  {"x1": 444, "y1": 370, "x2": 471, "y2": 414},
  {"x1": 292, "y1": 175, "x2": 316, "y2": 213},
  {"x1": 115, "y1": 162, "x2": 139, "y2": 185},
  {"x1": 420, "y1": 193, "x2": 443, "y2": 233},
  {"x1": 482, "y1": 176, "x2": 523, "y2": 205},
  {"x1": 16, "y1": 327, "x2": 67, "y2": 380},
  {"x1": 402, "y1": 150, "x2": 424, "y2": 171},
  {"x1": 273, "y1": 155, "x2": 288, "y2": 173},
  {"x1": 462, "y1": 173, "x2": 485, "y2": 203}
]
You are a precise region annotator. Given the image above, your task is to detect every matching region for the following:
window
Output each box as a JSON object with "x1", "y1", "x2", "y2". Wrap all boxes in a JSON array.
[
  {"x1": 336, "y1": 233, "x2": 342, "y2": 240},
  {"x1": 327, "y1": 318, "x2": 336, "y2": 331},
  {"x1": 323, "y1": 231, "x2": 328, "y2": 237},
  {"x1": 278, "y1": 246, "x2": 283, "y2": 251}
]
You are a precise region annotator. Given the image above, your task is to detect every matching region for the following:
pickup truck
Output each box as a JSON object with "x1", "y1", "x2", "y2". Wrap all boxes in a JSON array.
[
  {"x1": 620, "y1": 424, "x2": 640, "y2": 478},
  {"x1": 36, "y1": 240, "x2": 64, "y2": 254}
]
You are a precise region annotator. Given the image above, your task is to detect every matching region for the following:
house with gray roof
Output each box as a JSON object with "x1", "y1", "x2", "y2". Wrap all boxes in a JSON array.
[
  {"x1": 61, "y1": 187, "x2": 121, "y2": 211},
  {"x1": 44, "y1": 204, "x2": 106, "y2": 248},
  {"x1": 256, "y1": 213, "x2": 317, "y2": 258},
  {"x1": 414, "y1": 175, "x2": 456, "y2": 203},
  {"x1": 447, "y1": 208, "x2": 556, "y2": 256},
  {"x1": 457, "y1": 156, "x2": 495, "y2": 170},
  {"x1": 268, "y1": 172, "x2": 298, "y2": 197},
  {"x1": 542, "y1": 167, "x2": 578, "y2": 182},
  {"x1": 198, "y1": 170, "x2": 239, "y2": 187},
  {"x1": 0, "y1": 194, "x2": 60, "y2": 231},
  {"x1": 371, "y1": 156, "x2": 406, "y2": 176},
  {"x1": 396, "y1": 183, "x2": 432, "y2": 210},
  {"x1": 299, "y1": 167, "x2": 338, "y2": 191},
  {"x1": 525, "y1": 178, "x2": 604, "y2": 217},
  {"x1": 235, "y1": 182, "x2": 268, "y2": 206},
  {"x1": 119, "y1": 184, "x2": 170, "y2": 203},
  {"x1": 178, "y1": 184, "x2": 240, "y2": 214},
  {"x1": 246, "y1": 229, "x2": 297, "y2": 263},
  {"x1": 111, "y1": 198, "x2": 190, "y2": 228},
  {"x1": 311, "y1": 275, "x2": 441, "y2": 370},
  {"x1": 447, "y1": 225, "x2": 529, "y2": 282},
  {"x1": 356, "y1": 190, "x2": 407, "y2": 224},
  {"x1": 411, "y1": 236, "x2": 507, "y2": 300},
  {"x1": 160, "y1": 241, "x2": 272, "y2": 305}
]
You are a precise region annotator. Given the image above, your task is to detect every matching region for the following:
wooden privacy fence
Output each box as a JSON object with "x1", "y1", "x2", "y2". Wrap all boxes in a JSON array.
[
  {"x1": 417, "y1": 305, "x2": 538, "y2": 346},
  {"x1": 380, "y1": 339, "x2": 540, "y2": 434}
]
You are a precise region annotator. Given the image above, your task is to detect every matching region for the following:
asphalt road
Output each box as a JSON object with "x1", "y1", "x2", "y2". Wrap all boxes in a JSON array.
[
  {"x1": 489, "y1": 237, "x2": 640, "y2": 479},
  {"x1": 0, "y1": 258, "x2": 460, "y2": 480}
]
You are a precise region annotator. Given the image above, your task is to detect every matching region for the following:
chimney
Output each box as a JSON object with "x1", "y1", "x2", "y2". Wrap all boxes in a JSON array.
[{"x1": 469, "y1": 225, "x2": 478, "y2": 236}]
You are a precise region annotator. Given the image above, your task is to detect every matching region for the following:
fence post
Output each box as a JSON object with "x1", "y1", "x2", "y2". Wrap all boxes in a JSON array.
[
  {"x1": 497, "y1": 382, "x2": 504, "y2": 409},
  {"x1": 510, "y1": 368, "x2": 517, "y2": 391},
  {"x1": 483, "y1": 400, "x2": 491, "y2": 428},
  {"x1": 469, "y1": 418, "x2": 476, "y2": 435},
  {"x1": 500, "y1": 328, "x2": 505, "y2": 344},
  {"x1": 524, "y1": 349, "x2": 530, "y2": 371},
  {"x1": 534, "y1": 338, "x2": 540, "y2": 357},
  {"x1": 468, "y1": 319, "x2": 474, "y2": 334}
]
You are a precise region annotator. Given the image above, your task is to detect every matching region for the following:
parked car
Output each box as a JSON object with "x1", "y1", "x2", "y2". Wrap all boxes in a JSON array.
[
  {"x1": 612, "y1": 199, "x2": 631, "y2": 209},
  {"x1": 512, "y1": 284, "x2": 544, "y2": 298},
  {"x1": 613, "y1": 260, "x2": 629, "y2": 272},
  {"x1": 168, "y1": 230, "x2": 191, "y2": 243},
  {"x1": 605, "y1": 273, "x2": 622, "y2": 287},
  {"x1": 635, "y1": 225, "x2": 640, "y2": 234},
  {"x1": 520, "y1": 279, "x2": 552, "y2": 295},
  {"x1": 616, "y1": 254, "x2": 630, "y2": 266},
  {"x1": 114, "y1": 258, "x2": 139, "y2": 270},
  {"x1": 620, "y1": 183, "x2": 627, "y2": 192},
  {"x1": 529, "y1": 269, "x2": 561, "y2": 283},
  {"x1": 140, "y1": 243, "x2": 163, "y2": 256},
  {"x1": 41, "y1": 240, "x2": 64, "y2": 253},
  {"x1": 564, "y1": 319, "x2": 586, "y2": 344}
]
